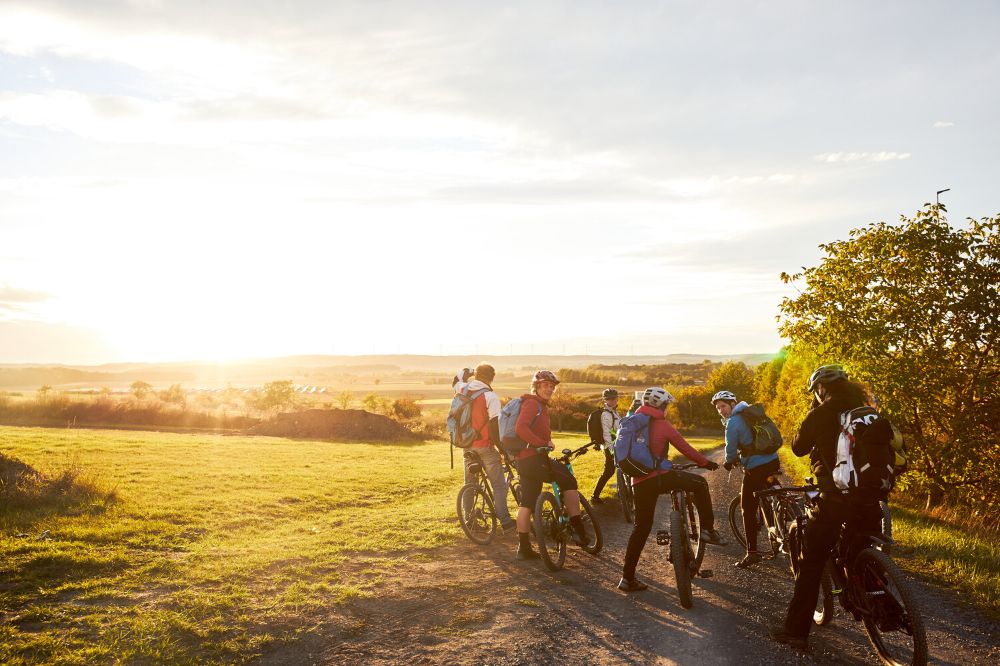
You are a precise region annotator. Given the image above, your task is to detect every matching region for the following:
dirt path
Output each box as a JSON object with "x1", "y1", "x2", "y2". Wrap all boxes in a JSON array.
[{"x1": 258, "y1": 448, "x2": 999, "y2": 665}]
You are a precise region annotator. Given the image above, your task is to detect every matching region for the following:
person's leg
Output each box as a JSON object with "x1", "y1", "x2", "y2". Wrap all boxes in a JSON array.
[
  {"x1": 591, "y1": 449, "x2": 616, "y2": 501},
  {"x1": 781, "y1": 495, "x2": 847, "y2": 638},
  {"x1": 742, "y1": 459, "x2": 781, "y2": 554},
  {"x1": 549, "y1": 460, "x2": 580, "y2": 517},
  {"x1": 622, "y1": 478, "x2": 660, "y2": 582},
  {"x1": 669, "y1": 470, "x2": 716, "y2": 530},
  {"x1": 514, "y1": 455, "x2": 544, "y2": 556},
  {"x1": 478, "y1": 447, "x2": 513, "y2": 525}
]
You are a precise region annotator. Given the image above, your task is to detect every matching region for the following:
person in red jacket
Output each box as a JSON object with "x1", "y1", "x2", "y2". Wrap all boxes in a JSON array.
[
  {"x1": 512, "y1": 370, "x2": 589, "y2": 561},
  {"x1": 619, "y1": 386, "x2": 726, "y2": 592}
]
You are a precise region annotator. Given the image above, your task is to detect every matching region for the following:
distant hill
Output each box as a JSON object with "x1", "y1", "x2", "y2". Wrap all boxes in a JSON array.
[{"x1": 0, "y1": 353, "x2": 777, "y2": 390}]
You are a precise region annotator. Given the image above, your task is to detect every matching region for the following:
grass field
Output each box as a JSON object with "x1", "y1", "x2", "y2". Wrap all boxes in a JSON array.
[
  {"x1": 778, "y1": 447, "x2": 999, "y2": 614},
  {"x1": 0, "y1": 426, "x2": 719, "y2": 664}
]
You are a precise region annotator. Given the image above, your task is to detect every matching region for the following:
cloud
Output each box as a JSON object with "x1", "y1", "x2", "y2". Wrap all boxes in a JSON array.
[
  {"x1": 814, "y1": 152, "x2": 911, "y2": 163},
  {"x1": 932, "y1": 121, "x2": 955, "y2": 128},
  {"x1": 0, "y1": 285, "x2": 50, "y2": 304}
]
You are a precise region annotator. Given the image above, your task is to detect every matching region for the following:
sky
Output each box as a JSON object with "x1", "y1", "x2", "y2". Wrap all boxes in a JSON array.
[{"x1": 1, "y1": 1, "x2": 998, "y2": 364}]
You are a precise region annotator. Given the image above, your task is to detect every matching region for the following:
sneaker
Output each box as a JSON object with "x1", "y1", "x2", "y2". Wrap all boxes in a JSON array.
[
  {"x1": 516, "y1": 547, "x2": 540, "y2": 561},
  {"x1": 572, "y1": 523, "x2": 591, "y2": 548},
  {"x1": 735, "y1": 552, "x2": 762, "y2": 568},
  {"x1": 617, "y1": 577, "x2": 649, "y2": 593},
  {"x1": 590, "y1": 496, "x2": 605, "y2": 505},
  {"x1": 768, "y1": 624, "x2": 809, "y2": 651},
  {"x1": 500, "y1": 519, "x2": 517, "y2": 533},
  {"x1": 700, "y1": 529, "x2": 728, "y2": 546}
]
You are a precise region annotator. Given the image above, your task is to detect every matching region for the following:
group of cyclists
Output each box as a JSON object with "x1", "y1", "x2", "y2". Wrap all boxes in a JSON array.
[{"x1": 451, "y1": 361, "x2": 895, "y2": 652}]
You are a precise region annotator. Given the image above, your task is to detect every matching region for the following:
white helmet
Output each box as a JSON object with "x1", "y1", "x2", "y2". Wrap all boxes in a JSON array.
[
  {"x1": 642, "y1": 386, "x2": 675, "y2": 408},
  {"x1": 711, "y1": 390, "x2": 737, "y2": 404}
]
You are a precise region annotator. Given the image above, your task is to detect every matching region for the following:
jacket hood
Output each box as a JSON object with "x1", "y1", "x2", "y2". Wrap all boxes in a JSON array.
[
  {"x1": 636, "y1": 404, "x2": 665, "y2": 419},
  {"x1": 522, "y1": 392, "x2": 548, "y2": 406},
  {"x1": 731, "y1": 401, "x2": 750, "y2": 415}
]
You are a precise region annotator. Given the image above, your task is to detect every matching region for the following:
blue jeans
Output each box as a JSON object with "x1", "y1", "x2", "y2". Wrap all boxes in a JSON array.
[{"x1": 464, "y1": 447, "x2": 512, "y2": 524}]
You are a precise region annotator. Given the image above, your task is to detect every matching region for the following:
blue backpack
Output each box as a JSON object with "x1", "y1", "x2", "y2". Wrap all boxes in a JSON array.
[
  {"x1": 614, "y1": 412, "x2": 672, "y2": 477},
  {"x1": 447, "y1": 386, "x2": 489, "y2": 448},
  {"x1": 499, "y1": 397, "x2": 543, "y2": 454}
]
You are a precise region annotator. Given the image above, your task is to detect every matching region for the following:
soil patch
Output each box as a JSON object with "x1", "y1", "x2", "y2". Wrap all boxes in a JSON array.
[{"x1": 247, "y1": 409, "x2": 419, "y2": 442}]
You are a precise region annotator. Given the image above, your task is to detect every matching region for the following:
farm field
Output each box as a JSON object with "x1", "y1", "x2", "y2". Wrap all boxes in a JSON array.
[{"x1": 0, "y1": 426, "x2": 720, "y2": 664}]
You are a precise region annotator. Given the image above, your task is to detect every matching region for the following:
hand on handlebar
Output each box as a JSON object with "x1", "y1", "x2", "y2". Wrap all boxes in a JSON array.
[{"x1": 702, "y1": 461, "x2": 719, "y2": 471}]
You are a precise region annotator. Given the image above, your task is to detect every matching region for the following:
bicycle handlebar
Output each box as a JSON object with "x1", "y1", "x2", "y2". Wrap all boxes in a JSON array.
[
  {"x1": 753, "y1": 484, "x2": 820, "y2": 499},
  {"x1": 670, "y1": 462, "x2": 702, "y2": 471}
]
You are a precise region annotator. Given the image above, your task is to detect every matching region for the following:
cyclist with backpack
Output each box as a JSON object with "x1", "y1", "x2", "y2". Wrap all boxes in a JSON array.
[
  {"x1": 618, "y1": 387, "x2": 725, "y2": 592},
  {"x1": 454, "y1": 364, "x2": 516, "y2": 533},
  {"x1": 770, "y1": 365, "x2": 888, "y2": 650},
  {"x1": 509, "y1": 370, "x2": 590, "y2": 561},
  {"x1": 588, "y1": 388, "x2": 621, "y2": 505},
  {"x1": 714, "y1": 390, "x2": 781, "y2": 568}
]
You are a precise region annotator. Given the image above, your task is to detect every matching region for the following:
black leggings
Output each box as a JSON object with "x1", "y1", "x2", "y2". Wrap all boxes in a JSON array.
[
  {"x1": 516, "y1": 454, "x2": 578, "y2": 510},
  {"x1": 591, "y1": 448, "x2": 616, "y2": 498},
  {"x1": 741, "y1": 458, "x2": 781, "y2": 552},
  {"x1": 622, "y1": 470, "x2": 714, "y2": 581}
]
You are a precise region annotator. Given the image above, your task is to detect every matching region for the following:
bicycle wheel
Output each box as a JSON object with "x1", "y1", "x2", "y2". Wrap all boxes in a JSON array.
[
  {"x1": 815, "y1": 564, "x2": 835, "y2": 626},
  {"x1": 616, "y1": 469, "x2": 635, "y2": 524},
  {"x1": 534, "y1": 491, "x2": 567, "y2": 571},
  {"x1": 729, "y1": 495, "x2": 774, "y2": 558},
  {"x1": 776, "y1": 502, "x2": 801, "y2": 576},
  {"x1": 880, "y1": 500, "x2": 894, "y2": 554},
  {"x1": 578, "y1": 496, "x2": 604, "y2": 555},
  {"x1": 686, "y1": 493, "x2": 705, "y2": 571},
  {"x1": 671, "y1": 509, "x2": 693, "y2": 609},
  {"x1": 456, "y1": 483, "x2": 496, "y2": 545},
  {"x1": 855, "y1": 548, "x2": 927, "y2": 666}
]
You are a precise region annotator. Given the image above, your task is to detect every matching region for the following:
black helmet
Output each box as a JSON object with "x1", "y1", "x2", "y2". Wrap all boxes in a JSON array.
[
  {"x1": 806, "y1": 364, "x2": 848, "y2": 393},
  {"x1": 601, "y1": 388, "x2": 619, "y2": 400}
]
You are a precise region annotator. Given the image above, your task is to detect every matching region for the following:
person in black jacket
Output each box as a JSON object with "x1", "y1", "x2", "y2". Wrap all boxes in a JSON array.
[{"x1": 769, "y1": 364, "x2": 884, "y2": 650}]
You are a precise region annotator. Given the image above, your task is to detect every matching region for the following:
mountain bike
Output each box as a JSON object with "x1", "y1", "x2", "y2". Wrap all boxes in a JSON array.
[
  {"x1": 534, "y1": 444, "x2": 604, "y2": 571},
  {"x1": 615, "y1": 467, "x2": 635, "y2": 524},
  {"x1": 789, "y1": 486, "x2": 927, "y2": 665},
  {"x1": 456, "y1": 449, "x2": 521, "y2": 545},
  {"x1": 653, "y1": 463, "x2": 711, "y2": 609}
]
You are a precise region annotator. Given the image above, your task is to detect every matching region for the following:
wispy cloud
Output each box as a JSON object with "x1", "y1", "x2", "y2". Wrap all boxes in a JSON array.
[
  {"x1": 932, "y1": 121, "x2": 955, "y2": 128},
  {"x1": 814, "y1": 152, "x2": 911, "y2": 163},
  {"x1": 0, "y1": 285, "x2": 50, "y2": 304}
]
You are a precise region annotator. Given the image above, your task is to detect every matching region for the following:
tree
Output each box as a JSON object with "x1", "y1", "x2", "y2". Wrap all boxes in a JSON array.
[
  {"x1": 779, "y1": 205, "x2": 1000, "y2": 510},
  {"x1": 255, "y1": 380, "x2": 297, "y2": 414},
  {"x1": 37, "y1": 385, "x2": 53, "y2": 401},
  {"x1": 362, "y1": 392, "x2": 389, "y2": 414},
  {"x1": 391, "y1": 397, "x2": 422, "y2": 420},
  {"x1": 336, "y1": 391, "x2": 353, "y2": 410},
  {"x1": 706, "y1": 361, "x2": 755, "y2": 403},
  {"x1": 159, "y1": 384, "x2": 186, "y2": 406},
  {"x1": 130, "y1": 381, "x2": 152, "y2": 400}
]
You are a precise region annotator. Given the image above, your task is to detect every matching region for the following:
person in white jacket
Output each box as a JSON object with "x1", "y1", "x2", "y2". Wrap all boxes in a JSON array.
[{"x1": 589, "y1": 388, "x2": 621, "y2": 504}]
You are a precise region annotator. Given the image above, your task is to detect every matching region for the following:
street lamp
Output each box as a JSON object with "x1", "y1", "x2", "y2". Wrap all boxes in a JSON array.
[{"x1": 936, "y1": 188, "x2": 950, "y2": 206}]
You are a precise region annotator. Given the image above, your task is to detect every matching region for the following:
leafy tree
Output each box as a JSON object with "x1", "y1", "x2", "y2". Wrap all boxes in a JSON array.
[
  {"x1": 671, "y1": 386, "x2": 719, "y2": 431},
  {"x1": 706, "y1": 361, "x2": 755, "y2": 403},
  {"x1": 362, "y1": 392, "x2": 389, "y2": 414},
  {"x1": 255, "y1": 380, "x2": 297, "y2": 414},
  {"x1": 37, "y1": 385, "x2": 53, "y2": 401},
  {"x1": 130, "y1": 381, "x2": 152, "y2": 400},
  {"x1": 336, "y1": 391, "x2": 353, "y2": 409},
  {"x1": 391, "y1": 397, "x2": 422, "y2": 420},
  {"x1": 159, "y1": 384, "x2": 186, "y2": 406},
  {"x1": 779, "y1": 205, "x2": 1000, "y2": 510}
]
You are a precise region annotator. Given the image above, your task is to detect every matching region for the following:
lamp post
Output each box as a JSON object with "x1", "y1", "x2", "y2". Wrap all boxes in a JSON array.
[{"x1": 936, "y1": 188, "x2": 950, "y2": 206}]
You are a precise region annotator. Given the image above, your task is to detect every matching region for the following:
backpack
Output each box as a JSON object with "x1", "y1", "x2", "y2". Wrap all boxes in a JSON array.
[
  {"x1": 736, "y1": 403, "x2": 783, "y2": 455},
  {"x1": 587, "y1": 408, "x2": 616, "y2": 446},
  {"x1": 498, "y1": 397, "x2": 543, "y2": 455},
  {"x1": 446, "y1": 386, "x2": 488, "y2": 449},
  {"x1": 832, "y1": 406, "x2": 897, "y2": 497},
  {"x1": 614, "y1": 413, "x2": 671, "y2": 477}
]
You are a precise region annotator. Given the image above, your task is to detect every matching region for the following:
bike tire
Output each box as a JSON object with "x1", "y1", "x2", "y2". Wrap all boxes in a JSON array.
[
  {"x1": 671, "y1": 509, "x2": 693, "y2": 609},
  {"x1": 535, "y1": 491, "x2": 567, "y2": 571},
  {"x1": 616, "y1": 469, "x2": 635, "y2": 524},
  {"x1": 578, "y1": 496, "x2": 604, "y2": 555},
  {"x1": 456, "y1": 483, "x2": 496, "y2": 545},
  {"x1": 854, "y1": 548, "x2": 928, "y2": 666},
  {"x1": 686, "y1": 494, "x2": 706, "y2": 571},
  {"x1": 777, "y1": 502, "x2": 800, "y2": 577},
  {"x1": 816, "y1": 564, "x2": 835, "y2": 626},
  {"x1": 728, "y1": 495, "x2": 774, "y2": 559}
]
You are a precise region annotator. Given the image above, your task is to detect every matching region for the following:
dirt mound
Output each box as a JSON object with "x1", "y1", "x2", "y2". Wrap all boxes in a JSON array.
[
  {"x1": 247, "y1": 408, "x2": 420, "y2": 442},
  {"x1": 0, "y1": 453, "x2": 42, "y2": 490}
]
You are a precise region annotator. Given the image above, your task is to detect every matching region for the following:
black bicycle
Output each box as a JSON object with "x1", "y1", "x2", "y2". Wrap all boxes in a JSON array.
[
  {"x1": 654, "y1": 463, "x2": 710, "y2": 609},
  {"x1": 456, "y1": 449, "x2": 521, "y2": 545},
  {"x1": 534, "y1": 444, "x2": 604, "y2": 571},
  {"x1": 615, "y1": 467, "x2": 635, "y2": 524},
  {"x1": 789, "y1": 486, "x2": 927, "y2": 665}
]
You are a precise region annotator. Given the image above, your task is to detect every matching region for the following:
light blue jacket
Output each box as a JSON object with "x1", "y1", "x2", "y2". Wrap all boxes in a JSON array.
[{"x1": 724, "y1": 401, "x2": 780, "y2": 471}]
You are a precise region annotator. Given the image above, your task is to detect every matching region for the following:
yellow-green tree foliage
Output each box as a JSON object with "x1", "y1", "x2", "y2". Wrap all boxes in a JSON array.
[{"x1": 778, "y1": 205, "x2": 1000, "y2": 511}]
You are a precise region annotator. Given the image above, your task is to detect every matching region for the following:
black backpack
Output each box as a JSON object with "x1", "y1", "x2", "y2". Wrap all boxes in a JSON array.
[{"x1": 587, "y1": 408, "x2": 610, "y2": 445}]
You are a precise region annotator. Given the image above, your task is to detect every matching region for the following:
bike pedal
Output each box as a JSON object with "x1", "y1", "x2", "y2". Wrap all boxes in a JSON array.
[
  {"x1": 698, "y1": 569, "x2": 714, "y2": 578},
  {"x1": 655, "y1": 530, "x2": 670, "y2": 546}
]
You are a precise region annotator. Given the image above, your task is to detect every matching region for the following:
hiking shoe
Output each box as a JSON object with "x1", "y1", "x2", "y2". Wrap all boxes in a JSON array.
[
  {"x1": 571, "y1": 523, "x2": 591, "y2": 548},
  {"x1": 516, "y1": 547, "x2": 540, "y2": 561},
  {"x1": 768, "y1": 624, "x2": 809, "y2": 651},
  {"x1": 500, "y1": 519, "x2": 517, "y2": 533},
  {"x1": 700, "y1": 529, "x2": 728, "y2": 546},
  {"x1": 617, "y1": 577, "x2": 648, "y2": 593},
  {"x1": 735, "y1": 553, "x2": 762, "y2": 568},
  {"x1": 590, "y1": 496, "x2": 605, "y2": 505}
]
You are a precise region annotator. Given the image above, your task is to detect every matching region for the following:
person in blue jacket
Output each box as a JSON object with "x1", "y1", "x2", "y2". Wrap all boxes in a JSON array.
[{"x1": 714, "y1": 390, "x2": 780, "y2": 568}]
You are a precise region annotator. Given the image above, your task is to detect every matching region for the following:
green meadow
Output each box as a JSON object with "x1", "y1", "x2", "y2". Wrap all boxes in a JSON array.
[{"x1": 0, "y1": 426, "x2": 719, "y2": 664}]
